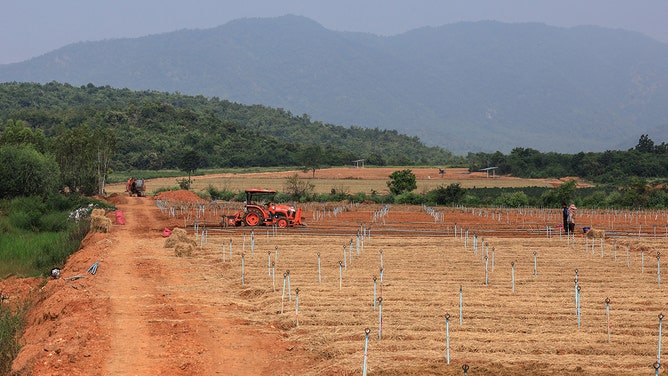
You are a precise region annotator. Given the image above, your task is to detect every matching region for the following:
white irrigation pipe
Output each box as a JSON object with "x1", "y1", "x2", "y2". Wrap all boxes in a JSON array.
[
  {"x1": 473, "y1": 234, "x2": 478, "y2": 256},
  {"x1": 613, "y1": 240, "x2": 617, "y2": 262},
  {"x1": 267, "y1": 251, "x2": 272, "y2": 277},
  {"x1": 445, "y1": 313, "x2": 451, "y2": 364},
  {"x1": 459, "y1": 285, "x2": 463, "y2": 326},
  {"x1": 377, "y1": 297, "x2": 383, "y2": 340},
  {"x1": 658, "y1": 253, "x2": 662, "y2": 286},
  {"x1": 241, "y1": 253, "x2": 245, "y2": 285},
  {"x1": 574, "y1": 269, "x2": 579, "y2": 315},
  {"x1": 373, "y1": 276, "x2": 377, "y2": 310},
  {"x1": 605, "y1": 297, "x2": 611, "y2": 343},
  {"x1": 577, "y1": 285, "x2": 582, "y2": 328},
  {"x1": 362, "y1": 328, "x2": 371, "y2": 376},
  {"x1": 294, "y1": 288, "x2": 300, "y2": 327},
  {"x1": 658, "y1": 313, "x2": 665, "y2": 366},
  {"x1": 343, "y1": 245, "x2": 347, "y2": 270}
]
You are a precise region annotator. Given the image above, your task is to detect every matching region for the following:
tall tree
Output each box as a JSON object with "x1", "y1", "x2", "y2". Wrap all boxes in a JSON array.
[
  {"x1": 178, "y1": 148, "x2": 205, "y2": 188},
  {"x1": 53, "y1": 124, "x2": 115, "y2": 196},
  {"x1": 387, "y1": 169, "x2": 417, "y2": 195},
  {"x1": 634, "y1": 134, "x2": 655, "y2": 153}
]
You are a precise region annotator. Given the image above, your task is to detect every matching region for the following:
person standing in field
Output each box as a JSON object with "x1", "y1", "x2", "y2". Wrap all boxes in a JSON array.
[
  {"x1": 562, "y1": 203, "x2": 569, "y2": 234},
  {"x1": 567, "y1": 204, "x2": 577, "y2": 234}
]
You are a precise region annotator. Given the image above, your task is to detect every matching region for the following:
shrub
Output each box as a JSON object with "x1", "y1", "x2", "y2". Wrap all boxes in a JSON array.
[
  {"x1": 205, "y1": 184, "x2": 236, "y2": 201},
  {"x1": 394, "y1": 192, "x2": 424, "y2": 205},
  {"x1": 0, "y1": 144, "x2": 61, "y2": 198}
]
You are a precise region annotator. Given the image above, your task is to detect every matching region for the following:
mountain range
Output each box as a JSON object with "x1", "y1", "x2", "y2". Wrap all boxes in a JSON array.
[{"x1": 1, "y1": 15, "x2": 667, "y2": 155}]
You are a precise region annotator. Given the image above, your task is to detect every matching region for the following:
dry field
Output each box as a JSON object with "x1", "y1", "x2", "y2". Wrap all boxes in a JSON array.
[
  {"x1": 8, "y1": 168, "x2": 665, "y2": 375},
  {"x1": 106, "y1": 167, "x2": 567, "y2": 196},
  {"x1": 165, "y1": 198, "x2": 668, "y2": 375}
]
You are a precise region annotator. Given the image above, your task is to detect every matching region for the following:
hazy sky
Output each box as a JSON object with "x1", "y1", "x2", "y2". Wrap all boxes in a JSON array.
[{"x1": 2, "y1": 0, "x2": 667, "y2": 64}]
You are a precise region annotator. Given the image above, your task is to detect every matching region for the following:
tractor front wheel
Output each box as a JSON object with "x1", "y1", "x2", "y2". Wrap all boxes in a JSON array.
[
  {"x1": 244, "y1": 210, "x2": 262, "y2": 226},
  {"x1": 276, "y1": 217, "x2": 289, "y2": 228}
]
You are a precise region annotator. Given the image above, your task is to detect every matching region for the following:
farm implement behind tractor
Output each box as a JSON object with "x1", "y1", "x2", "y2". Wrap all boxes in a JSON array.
[{"x1": 224, "y1": 188, "x2": 304, "y2": 228}]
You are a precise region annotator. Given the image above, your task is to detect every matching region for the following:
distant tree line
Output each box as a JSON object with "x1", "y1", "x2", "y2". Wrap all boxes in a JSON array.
[{"x1": 467, "y1": 134, "x2": 668, "y2": 185}]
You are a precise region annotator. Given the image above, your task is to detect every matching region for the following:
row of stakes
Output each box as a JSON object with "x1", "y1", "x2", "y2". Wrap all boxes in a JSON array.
[
  {"x1": 461, "y1": 224, "x2": 667, "y2": 373},
  {"x1": 204, "y1": 221, "x2": 665, "y2": 374},
  {"x1": 226, "y1": 225, "x2": 399, "y2": 375}
]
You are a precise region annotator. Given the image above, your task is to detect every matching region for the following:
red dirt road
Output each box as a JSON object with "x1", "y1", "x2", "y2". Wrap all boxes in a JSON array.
[{"x1": 8, "y1": 196, "x2": 312, "y2": 375}]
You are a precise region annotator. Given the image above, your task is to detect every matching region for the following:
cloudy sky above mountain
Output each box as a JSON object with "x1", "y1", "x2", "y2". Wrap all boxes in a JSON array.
[{"x1": 2, "y1": 0, "x2": 667, "y2": 64}]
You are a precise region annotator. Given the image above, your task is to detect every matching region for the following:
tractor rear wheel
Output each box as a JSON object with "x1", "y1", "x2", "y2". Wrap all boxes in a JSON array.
[
  {"x1": 244, "y1": 210, "x2": 262, "y2": 226},
  {"x1": 276, "y1": 217, "x2": 289, "y2": 228}
]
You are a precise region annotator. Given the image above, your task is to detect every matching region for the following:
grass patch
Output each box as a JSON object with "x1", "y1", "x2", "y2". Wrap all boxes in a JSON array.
[
  {"x1": 0, "y1": 194, "x2": 111, "y2": 277},
  {"x1": 0, "y1": 297, "x2": 29, "y2": 375}
]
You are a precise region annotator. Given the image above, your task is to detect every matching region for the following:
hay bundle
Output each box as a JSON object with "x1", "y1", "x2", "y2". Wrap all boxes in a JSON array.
[
  {"x1": 90, "y1": 215, "x2": 112, "y2": 233},
  {"x1": 164, "y1": 227, "x2": 197, "y2": 248},
  {"x1": 586, "y1": 228, "x2": 605, "y2": 239},
  {"x1": 91, "y1": 208, "x2": 106, "y2": 218},
  {"x1": 174, "y1": 242, "x2": 194, "y2": 257}
]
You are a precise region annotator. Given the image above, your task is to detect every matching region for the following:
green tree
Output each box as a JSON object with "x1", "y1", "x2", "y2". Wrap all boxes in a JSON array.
[
  {"x1": 634, "y1": 134, "x2": 655, "y2": 153},
  {"x1": 284, "y1": 173, "x2": 315, "y2": 201},
  {"x1": 0, "y1": 120, "x2": 48, "y2": 153},
  {"x1": 387, "y1": 169, "x2": 417, "y2": 195},
  {"x1": 300, "y1": 145, "x2": 323, "y2": 178},
  {"x1": 556, "y1": 179, "x2": 577, "y2": 206},
  {"x1": 620, "y1": 177, "x2": 650, "y2": 208},
  {"x1": 0, "y1": 145, "x2": 61, "y2": 198},
  {"x1": 52, "y1": 123, "x2": 116, "y2": 196},
  {"x1": 93, "y1": 125, "x2": 116, "y2": 196},
  {"x1": 178, "y1": 148, "x2": 205, "y2": 187}
]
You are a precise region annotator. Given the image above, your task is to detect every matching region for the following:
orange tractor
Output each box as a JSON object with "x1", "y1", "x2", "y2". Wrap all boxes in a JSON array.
[
  {"x1": 126, "y1": 177, "x2": 146, "y2": 197},
  {"x1": 224, "y1": 188, "x2": 304, "y2": 228}
]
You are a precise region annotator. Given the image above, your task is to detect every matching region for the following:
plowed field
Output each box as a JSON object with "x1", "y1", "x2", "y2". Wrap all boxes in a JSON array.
[{"x1": 3, "y1": 168, "x2": 667, "y2": 375}]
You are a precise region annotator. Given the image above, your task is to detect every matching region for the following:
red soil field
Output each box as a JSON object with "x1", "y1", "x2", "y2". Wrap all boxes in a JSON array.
[{"x1": 3, "y1": 170, "x2": 667, "y2": 375}]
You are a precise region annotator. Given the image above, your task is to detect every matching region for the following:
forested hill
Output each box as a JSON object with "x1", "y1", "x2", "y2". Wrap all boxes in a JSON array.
[
  {"x1": 1, "y1": 16, "x2": 668, "y2": 154},
  {"x1": 0, "y1": 82, "x2": 457, "y2": 169}
]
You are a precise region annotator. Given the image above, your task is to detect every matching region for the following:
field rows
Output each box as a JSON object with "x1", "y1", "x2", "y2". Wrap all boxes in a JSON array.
[
  {"x1": 165, "y1": 232, "x2": 665, "y2": 374},
  {"x1": 151, "y1": 202, "x2": 667, "y2": 375}
]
